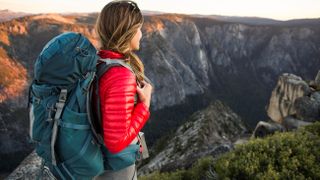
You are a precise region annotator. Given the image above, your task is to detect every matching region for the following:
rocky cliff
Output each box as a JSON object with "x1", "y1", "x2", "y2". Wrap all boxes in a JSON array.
[
  {"x1": 138, "y1": 100, "x2": 247, "y2": 175},
  {"x1": 253, "y1": 71, "x2": 320, "y2": 137},
  {"x1": 1, "y1": 13, "x2": 320, "y2": 175},
  {"x1": 5, "y1": 151, "x2": 50, "y2": 180},
  {"x1": 267, "y1": 71, "x2": 320, "y2": 125},
  {"x1": 139, "y1": 14, "x2": 320, "y2": 125},
  {"x1": 267, "y1": 73, "x2": 312, "y2": 123}
]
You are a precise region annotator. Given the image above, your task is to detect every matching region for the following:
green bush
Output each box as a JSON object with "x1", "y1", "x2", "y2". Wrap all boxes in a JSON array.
[
  {"x1": 214, "y1": 122, "x2": 320, "y2": 179},
  {"x1": 139, "y1": 156, "x2": 214, "y2": 180},
  {"x1": 139, "y1": 122, "x2": 320, "y2": 180}
]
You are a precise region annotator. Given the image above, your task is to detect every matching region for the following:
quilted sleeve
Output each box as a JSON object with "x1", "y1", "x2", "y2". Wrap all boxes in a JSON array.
[{"x1": 99, "y1": 66, "x2": 150, "y2": 154}]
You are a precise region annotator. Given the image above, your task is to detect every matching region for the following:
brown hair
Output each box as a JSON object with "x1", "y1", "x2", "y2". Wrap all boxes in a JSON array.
[{"x1": 95, "y1": 0, "x2": 145, "y2": 82}]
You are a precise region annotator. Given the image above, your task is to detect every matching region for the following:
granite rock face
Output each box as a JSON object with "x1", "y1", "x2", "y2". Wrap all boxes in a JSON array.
[
  {"x1": 253, "y1": 72, "x2": 320, "y2": 138},
  {"x1": 266, "y1": 74, "x2": 311, "y2": 123},
  {"x1": 138, "y1": 100, "x2": 247, "y2": 175},
  {"x1": 6, "y1": 151, "x2": 53, "y2": 180},
  {"x1": 267, "y1": 73, "x2": 320, "y2": 124},
  {"x1": 294, "y1": 96, "x2": 320, "y2": 122}
]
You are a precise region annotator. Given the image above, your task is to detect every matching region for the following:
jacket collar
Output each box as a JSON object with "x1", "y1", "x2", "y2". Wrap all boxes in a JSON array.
[{"x1": 97, "y1": 50, "x2": 125, "y2": 59}]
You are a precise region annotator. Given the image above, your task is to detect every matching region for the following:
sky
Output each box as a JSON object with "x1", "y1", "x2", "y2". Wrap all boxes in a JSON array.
[{"x1": 0, "y1": 0, "x2": 320, "y2": 21}]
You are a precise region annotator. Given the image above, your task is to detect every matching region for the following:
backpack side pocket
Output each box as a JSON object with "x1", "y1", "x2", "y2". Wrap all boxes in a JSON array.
[
  {"x1": 29, "y1": 84, "x2": 59, "y2": 163},
  {"x1": 56, "y1": 106, "x2": 104, "y2": 178}
]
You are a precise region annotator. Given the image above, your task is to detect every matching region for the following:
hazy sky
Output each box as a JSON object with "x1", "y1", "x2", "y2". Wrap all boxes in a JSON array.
[{"x1": 0, "y1": 0, "x2": 319, "y2": 20}]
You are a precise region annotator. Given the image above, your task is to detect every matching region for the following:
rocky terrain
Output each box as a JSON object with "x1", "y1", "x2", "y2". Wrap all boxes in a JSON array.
[
  {"x1": 139, "y1": 71, "x2": 320, "y2": 176},
  {"x1": 267, "y1": 74, "x2": 312, "y2": 123},
  {"x1": 138, "y1": 100, "x2": 247, "y2": 175},
  {"x1": 253, "y1": 71, "x2": 320, "y2": 137},
  {"x1": 1, "y1": 12, "x2": 320, "y2": 176}
]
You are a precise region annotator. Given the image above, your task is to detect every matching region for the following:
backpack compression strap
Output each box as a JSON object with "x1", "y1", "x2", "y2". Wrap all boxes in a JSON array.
[{"x1": 51, "y1": 89, "x2": 67, "y2": 166}]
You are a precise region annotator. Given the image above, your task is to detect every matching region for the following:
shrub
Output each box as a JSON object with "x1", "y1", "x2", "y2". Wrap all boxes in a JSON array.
[
  {"x1": 139, "y1": 122, "x2": 320, "y2": 179},
  {"x1": 214, "y1": 122, "x2": 320, "y2": 179}
]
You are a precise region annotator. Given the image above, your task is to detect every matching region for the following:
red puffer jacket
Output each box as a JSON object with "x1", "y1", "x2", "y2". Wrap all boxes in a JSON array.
[{"x1": 98, "y1": 50, "x2": 150, "y2": 154}]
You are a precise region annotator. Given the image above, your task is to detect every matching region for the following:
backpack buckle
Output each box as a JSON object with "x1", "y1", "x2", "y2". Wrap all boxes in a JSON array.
[
  {"x1": 83, "y1": 72, "x2": 91, "y2": 79},
  {"x1": 58, "y1": 89, "x2": 67, "y2": 103},
  {"x1": 46, "y1": 105, "x2": 56, "y2": 122},
  {"x1": 34, "y1": 97, "x2": 41, "y2": 105},
  {"x1": 82, "y1": 72, "x2": 94, "y2": 93}
]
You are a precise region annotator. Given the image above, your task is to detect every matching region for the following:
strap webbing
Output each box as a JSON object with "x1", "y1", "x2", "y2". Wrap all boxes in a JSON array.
[
  {"x1": 100, "y1": 58, "x2": 153, "y2": 86},
  {"x1": 51, "y1": 89, "x2": 67, "y2": 166},
  {"x1": 99, "y1": 58, "x2": 134, "y2": 74},
  {"x1": 61, "y1": 163, "x2": 76, "y2": 180},
  {"x1": 64, "y1": 134, "x2": 92, "y2": 164}
]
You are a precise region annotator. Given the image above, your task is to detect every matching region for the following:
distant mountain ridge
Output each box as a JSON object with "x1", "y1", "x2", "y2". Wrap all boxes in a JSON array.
[
  {"x1": 0, "y1": 9, "x2": 31, "y2": 22},
  {"x1": 192, "y1": 14, "x2": 320, "y2": 26},
  {"x1": 2, "y1": 9, "x2": 319, "y2": 25}
]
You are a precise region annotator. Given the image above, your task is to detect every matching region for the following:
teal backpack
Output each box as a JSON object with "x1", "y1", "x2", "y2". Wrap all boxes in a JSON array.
[{"x1": 28, "y1": 32, "x2": 141, "y2": 179}]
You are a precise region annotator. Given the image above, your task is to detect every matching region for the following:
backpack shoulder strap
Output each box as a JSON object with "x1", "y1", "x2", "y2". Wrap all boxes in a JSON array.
[
  {"x1": 98, "y1": 58, "x2": 134, "y2": 78},
  {"x1": 88, "y1": 58, "x2": 134, "y2": 146}
]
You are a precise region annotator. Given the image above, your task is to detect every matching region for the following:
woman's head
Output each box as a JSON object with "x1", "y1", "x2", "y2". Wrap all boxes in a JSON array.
[
  {"x1": 95, "y1": 0, "x2": 145, "y2": 81},
  {"x1": 96, "y1": 0, "x2": 143, "y2": 52}
]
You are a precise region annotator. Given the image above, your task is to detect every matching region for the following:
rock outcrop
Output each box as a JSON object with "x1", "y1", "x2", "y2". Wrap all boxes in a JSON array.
[
  {"x1": 5, "y1": 151, "x2": 53, "y2": 180},
  {"x1": 282, "y1": 116, "x2": 312, "y2": 130},
  {"x1": 266, "y1": 73, "x2": 311, "y2": 123},
  {"x1": 138, "y1": 100, "x2": 247, "y2": 175},
  {"x1": 267, "y1": 73, "x2": 320, "y2": 124},
  {"x1": 253, "y1": 72, "x2": 320, "y2": 138},
  {"x1": 252, "y1": 121, "x2": 285, "y2": 138}
]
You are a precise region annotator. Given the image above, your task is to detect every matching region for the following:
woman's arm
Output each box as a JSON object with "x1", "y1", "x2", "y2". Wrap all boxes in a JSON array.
[{"x1": 99, "y1": 66, "x2": 150, "y2": 154}]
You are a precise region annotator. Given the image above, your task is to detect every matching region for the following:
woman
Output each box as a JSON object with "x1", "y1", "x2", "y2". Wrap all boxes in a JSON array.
[{"x1": 94, "y1": 1, "x2": 152, "y2": 179}]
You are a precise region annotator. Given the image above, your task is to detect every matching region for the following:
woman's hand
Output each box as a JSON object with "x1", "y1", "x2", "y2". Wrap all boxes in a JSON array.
[{"x1": 136, "y1": 81, "x2": 153, "y2": 109}]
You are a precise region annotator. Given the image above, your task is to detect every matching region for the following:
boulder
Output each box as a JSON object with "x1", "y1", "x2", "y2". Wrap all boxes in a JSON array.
[
  {"x1": 267, "y1": 73, "x2": 311, "y2": 123},
  {"x1": 282, "y1": 116, "x2": 312, "y2": 130},
  {"x1": 252, "y1": 121, "x2": 285, "y2": 138},
  {"x1": 6, "y1": 151, "x2": 53, "y2": 180},
  {"x1": 294, "y1": 96, "x2": 320, "y2": 122}
]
